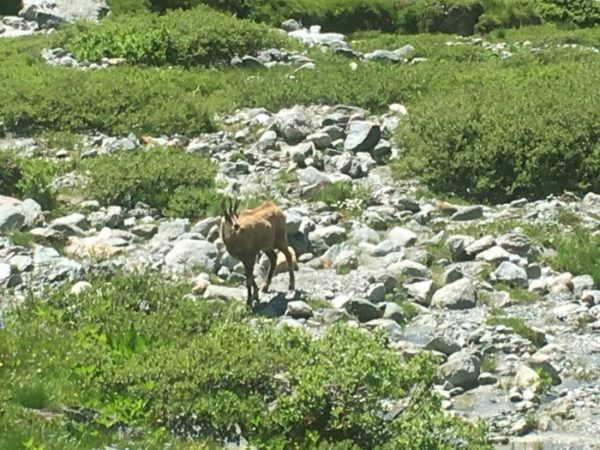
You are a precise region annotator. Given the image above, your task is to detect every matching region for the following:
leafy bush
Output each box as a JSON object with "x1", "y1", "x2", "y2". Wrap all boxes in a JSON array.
[
  {"x1": 61, "y1": 5, "x2": 287, "y2": 67},
  {"x1": 0, "y1": 152, "x2": 21, "y2": 197},
  {"x1": 0, "y1": 0, "x2": 21, "y2": 15},
  {"x1": 106, "y1": 0, "x2": 150, "y2": 15},
  {"x1": 474, "y1": 0, "x2": 600, "y2": 32},
  {"x1": 0, "y1": 152, "x2": 63, "y2": 210},
  {"x1": 79, "y1": 147, "x2": 220, "y2": 218},
  {"x1": 0, "y1": 35, "x2": 428, "y2": 136},
  {"x1": 148, "y1": 0, "x2": 401, "y2": 32},
  {"x1": 0, "y1": 36, "x2": 217, "y2": 136},
  {"x1": 392, "y1": 56, "x2": 600, "y2": 203},
  {"x1": 0, "y1": 273, "x2": 492, "y2": 449}
]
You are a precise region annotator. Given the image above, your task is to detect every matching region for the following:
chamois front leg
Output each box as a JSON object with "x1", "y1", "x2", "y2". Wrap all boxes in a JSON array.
[
  {"x1": 261, "y1": 249, "x2": 277, "y2": 292},
  {"x1": 243, "y1": 258, "x2": 260, "y2": 307},
  {"x1": 242, "y1": 259, "x2": 255, "y2": 307}
]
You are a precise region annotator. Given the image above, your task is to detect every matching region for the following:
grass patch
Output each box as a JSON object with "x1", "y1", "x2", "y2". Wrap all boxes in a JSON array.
[
  {"x1": 14, "y1": 385, "x2": 50, "y2": 410},
  {"x1": 493, "y1": 283, "x2": 540, "y2": 304},
  {"x1": 310, "y1": 181, "x2": 372, "y2": 218},
  {"x1": 386, "y1": 292, "x2": 420, "y2": 322},
  {"x1": 548, "y1": 227, "x2": 600, "y2": 286},
  {"x1": 480, "y1": 354, "x2": 497, "y2": 373},
  {"x1": 486, "y1": 314, "x2": 545, "y2": 347},
  {"x1": 0, "y1": 273, "x2": 492, "y2": 449},
  {"x1": 8, "y1": 231, "x2": 36, "y2": 248}
]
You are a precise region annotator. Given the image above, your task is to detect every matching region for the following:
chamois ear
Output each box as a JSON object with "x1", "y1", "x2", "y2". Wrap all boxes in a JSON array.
[
  {"x1": 221, "y1": 198, "x2": 231, "y2": 223},
  {"x1": 227, "y1": 197, "x2": 236, "y2": 219}
]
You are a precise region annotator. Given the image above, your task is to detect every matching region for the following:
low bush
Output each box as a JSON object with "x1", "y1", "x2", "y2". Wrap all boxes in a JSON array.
[
  {"x1": 80, "y1": 0, "x2": 600, "y2": 34},
  {"x1": 392, "y1": 55, "x2": 600, "y2": 203},
  {"x1": 148, "y1": 0, "x2": 401, "y2": 32},
  {"x1": 0, "y1": 35, "x2": 427, "y2": 136},
  {"x1": 0, "y1": 0, "x2": 21, "y2": 15},
  {"x1": 0, "y1": 36, "x2": 217, "y2": 136},
  {"x1": 0, "y1": 152, "x2": 64, "y2": 210},
  {"x1": 105, "y1": 0, "x2": 150, "y2": 15},
  {"x1": 476, "y1": 0, "x2": 600, "y2": 32},
  {"x1": 78, "y1": 147, "x2": 221, "y2": 218},
  {"x1": 60, "y1": 5, "x2": 287, "y2": 67},
  {"x1": 0, "y1": 273, "x2": 492, "y2": 449}
]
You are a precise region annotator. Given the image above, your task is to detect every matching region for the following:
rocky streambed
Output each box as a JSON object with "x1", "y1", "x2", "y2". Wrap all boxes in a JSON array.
[{"x1": 2, "y1": 103, "x2": 600, "y2": 449}]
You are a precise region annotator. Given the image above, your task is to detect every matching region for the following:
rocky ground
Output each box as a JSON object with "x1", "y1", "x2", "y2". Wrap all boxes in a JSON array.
[
  {"x1": 2, "y1": 102, "x2": 600, "y2": 449},
  {"x1": 2, "y1": 2, "x2": 600, "y2": 447}
]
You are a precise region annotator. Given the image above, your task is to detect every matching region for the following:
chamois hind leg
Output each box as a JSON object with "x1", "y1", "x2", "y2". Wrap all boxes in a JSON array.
[
  {"x1": 261, "y1": 249, "x2": 277, "y2": 292},
  {"x1": 278, "y1": 244, "x2": 295, "y2": 291}
]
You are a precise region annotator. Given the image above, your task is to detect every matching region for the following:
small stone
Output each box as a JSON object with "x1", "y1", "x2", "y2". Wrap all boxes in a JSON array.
[
  {"x1": 425, "y1": 336, "x2": 461, "y2": 356},
  {"x1": 514, "y1": 365, "x2": 541, "y2": 392},
  {"x1": 381, "y1": 302, "x2": 405, "y2": 323},
  {"x1": 494, "y1": 261, "x2": 528, "y2": 287},
  {"x1": 431, "y1": 278, "x2": 476, "y2": 310},
  {"x1": 344, "y1": 297, "x2": 382, "y2": 322},
  {"x1": 285, "y1": 301, "x2": 313, "y2": 319},
  {"x1": 344, "y1": 121, "x2": 381, "y2": 152},
  {"x1": 465, "y1": 235, "x2": 495, "y2": 256},
  {"x1": 442, "y1": 265, "x2": 464, "y2": 284},
  {"x1": 70, "y1": 281, "x2": 92, "y2": 295},
  {"x1": 446, "y1": 235, "x2": 475, "y2": 262},
  {"x1": 511, "y1": 418, "x2": 534, "y2": 436},
  {"x1": 388, "y1": 260, "x2": 428, "y2": 279},
  {"x1": 478, "y1": 372, "x2": 498, "y2": 385},
  {"x1": 387, "y1": 226, "x2": 418, "y2": 247},
  {"x1": 365, "y1": 283, "x2": 386, "y2": 303},
  {"x1": 404, "y1": 279, "x2": 435, "y2": 304},
  {"x1": 437, "y1": 350, "x2": 481, "y2": 390},
  {"x1": 451, "y1": 205, "x2": 483, "y2": 221},
  {"x1": 306, "y1": 132, "x2": 332, "y2": 150},
  {"x1": 476, "y1": 245, "x2": 511, "y2": 264}
]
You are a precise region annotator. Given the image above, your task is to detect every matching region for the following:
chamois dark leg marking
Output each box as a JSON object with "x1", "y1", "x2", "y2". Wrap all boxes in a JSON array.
[
  {"x1": 262, "y1": 249, "x2": 278, "y2": 292},
  {"x1": 242, "y1": 259, "x2": 254, "y2": 307}
]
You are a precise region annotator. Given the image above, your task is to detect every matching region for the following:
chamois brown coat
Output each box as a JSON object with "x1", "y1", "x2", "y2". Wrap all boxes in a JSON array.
[{"x1": 219, "y1": 199, "x2": 295, "y2": 306}]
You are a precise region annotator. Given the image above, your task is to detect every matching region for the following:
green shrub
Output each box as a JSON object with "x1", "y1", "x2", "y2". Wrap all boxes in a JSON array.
[
  {"x1": 0, "y1": 152, "x2": 63, "y2": 210},
  {"x1": 0, "y1": 0, "x2": 21, "y2": 15},
  {"x1": 0, "y1": 273, "x2": 492, "y2": 449},
  {"x1": 0, "y1": 45, "x2": 217, "y2": 135},
  {"x1": 61, "y1": 5, "x2": 287, "y2": 67},
  {"x1": 0, "y1": 34, "x2": 428, "y2": 136},
  {"x1": 106, "y1": 0, "x2": 150, "y2": 15},
  {"x1": 147, "y1": 0, "x2": 400, "y2": 32},
  {"x1": 392, "y1": 56, "x2": 600, "y2": 203},
  {"x1": 535, "y1": 0, "x2": 600, "y2": 27},
  {"x1": 396, "y1": 0, "x2": 484, "y2": 35},
  {"x1": 0, "y1": 152, "x2": 22, "y2": 197},
  {"x1": 79, "y1": 147, "x2": 220, "y2": 218}
]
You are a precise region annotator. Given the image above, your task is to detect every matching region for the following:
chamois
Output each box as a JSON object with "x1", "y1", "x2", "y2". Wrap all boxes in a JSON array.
[{"x1": 219, "y1": 198, "x2": 295, "y2": 307}]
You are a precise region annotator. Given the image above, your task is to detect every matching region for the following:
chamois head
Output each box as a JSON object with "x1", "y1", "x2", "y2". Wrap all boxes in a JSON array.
[{"x1": 220, "y1": 197, "x2": 242, "y2": 233}]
